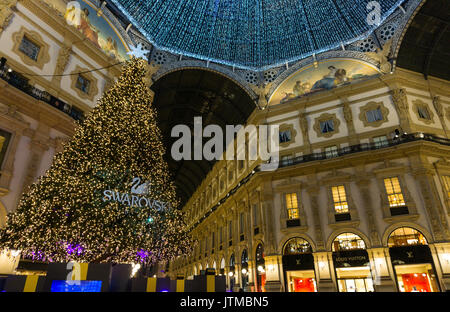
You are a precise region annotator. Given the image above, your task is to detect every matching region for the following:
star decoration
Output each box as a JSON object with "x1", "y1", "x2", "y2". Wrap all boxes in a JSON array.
[{"x1": 127, "y1": 43, "x2": 150, "y2": 60}]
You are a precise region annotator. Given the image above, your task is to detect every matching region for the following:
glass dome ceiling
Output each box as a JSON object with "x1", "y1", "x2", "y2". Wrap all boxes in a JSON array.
[{"x1": 110, "y1": 0, "x2": 404, "y2": 70}]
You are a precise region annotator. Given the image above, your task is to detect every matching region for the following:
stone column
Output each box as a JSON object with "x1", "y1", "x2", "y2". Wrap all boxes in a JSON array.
[
  {"x1": 431, "y1": 242, "x2": 450, "y2": 291},
  {"x1": 409, "y1": 156, "x2": 450, "y2": 241},
  {"x1": 263, "y1": 255, "x2": 283, "y2": 292},
  {"x1": 432, "y1": 96, "x2": 449, "y2": 138},
  {"x1": 313, "y1": 251, "x2": 336, "y2": 291},
  {"x1": 390, "y1": 88, "x2": 413, "y2": 133},
  {"x1": 341, "y1": 99, "x2": 359, "y2": 145},
  {"x1": 19, "y1": 134, "x2": 49, "y2": 201},
  {"x1": 299, "y1": 110, "x2": 312, "y2": 154},
  {"x1": 0, "y1": 0, "x2": 17, "y2": 35},
  {"x1": 367, "y1": 247, "x2": 396, "y2": 291},
  {"x1": 306, "y1": 184, "x2": 325, "y2": 250},
  {"x1": 51, "y1": 43, "x2": 72, "y2": 86},
  {"x1": 355, "y1": 169, "x2": 381, "y2": 246}
]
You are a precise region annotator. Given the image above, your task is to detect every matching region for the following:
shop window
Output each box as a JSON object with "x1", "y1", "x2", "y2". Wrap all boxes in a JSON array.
[
  {"x1": 332, "y1": 185, "x2": 349, "y2": 214},
  {"x1": 0, "y1": 130, "x2": 12, "y2": 169},
  {"x1": 282, "y1": 238, "x2": 316, "y2": 292},
  {"x1": 279, "y1": 130, "x2": 291, "y2": 143},
  {"x1": 325, "y1": 146, "x2": 338, "y2": 159},
  {"x1": 19, "y1": 36, "x2": 41, "y2": 61},
  {"x1": 255, "y1": 244, "x2": 266, "y2": 292},
  {"x1": 373, "y1": 135, "x2": 389, "y2": 148},
  {"x1": 384, "y1": 177, "x2": 406, "y2": 207},
  {"x1": 241, "y1": 249, "x2": 249, "y2": 290},
  {"x1": 365, "y1": 107, "x2": 383, "y2": 123},
  {"x1": 320, "y1": 119, "x2": 334, "y2": 133},
  {"x1": 388, "y1": 227, "x2": 427, "y2": 247},
  {"x1": 75, "y1": 74, "x2": 91, "y2": 94},
  {"x1": 442, "y1": 176, "x2": 450, "y2": 199},
  {"x1": 285, "y1": 193, "x2": 299, "y2": 220},
  {"x1": 332, "y1": 233, "x2": 372, "y2": 292},
  {"x1": 388, "y1": 227, "x2": 439, "y2": 292},
  {"x1": 332, "y1": 233, "x2": 366, "y2": 252}
]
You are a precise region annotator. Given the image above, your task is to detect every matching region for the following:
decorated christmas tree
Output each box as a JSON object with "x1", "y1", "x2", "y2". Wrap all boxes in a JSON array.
[{"x1": 0, "y1": 57, "x2": 192, "y2": 265}]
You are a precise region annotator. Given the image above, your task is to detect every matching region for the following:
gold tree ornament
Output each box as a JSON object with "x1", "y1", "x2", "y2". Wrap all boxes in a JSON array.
[{"x1": 0, "y1": 58, "x2": 193, "y2": 264}]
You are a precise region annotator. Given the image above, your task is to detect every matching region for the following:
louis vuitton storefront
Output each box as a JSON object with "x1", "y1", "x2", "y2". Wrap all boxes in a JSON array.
[
  {"x1": 332, "y1": 233, "x2": 374, "y2": 292},
  {"x1": 388, "y1": 227, "x2": 440, "y2": 292},
  {"x1": 282, "y1": 238, "x2": 317, "y2": 292}
]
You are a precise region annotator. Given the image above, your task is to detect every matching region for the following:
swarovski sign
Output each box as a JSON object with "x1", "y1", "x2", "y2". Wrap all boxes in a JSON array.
[{"x1": 102, "y1": 177, "x2": 168, "y2": 210}]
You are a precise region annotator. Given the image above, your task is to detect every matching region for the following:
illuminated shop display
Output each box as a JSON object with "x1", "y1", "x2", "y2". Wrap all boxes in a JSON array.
[
  {"x1": 282, "y1": 238, "x2": 316, "y2": 292},
  {"x1": 255, "y1": 244, "x2": 266, "y2": 292},
  {"x1": 109, "y1": 0, "x2": 404, "y2": 70},
  {"x1": 388, "y1": 227, "x2": 440, "y2": 292},
  {"x1": 332, "y1": 233, "x2": 374, "y2": 292},
  {"x1": 241, "y1": 249, "x2": 249, "y2": 290}
]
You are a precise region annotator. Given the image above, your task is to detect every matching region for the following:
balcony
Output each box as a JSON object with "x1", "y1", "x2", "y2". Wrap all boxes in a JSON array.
[
  {"x1": 277, "y1": 133, "x2": 450, "y2": 169},
  {"x1": 0, "y1": 66, "x2": 84, "y2": 121}
]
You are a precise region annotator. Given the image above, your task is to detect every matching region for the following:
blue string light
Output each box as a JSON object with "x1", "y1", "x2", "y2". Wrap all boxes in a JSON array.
[{"x1": 110, "y1": 0, "x2": 404, "y2": 71}]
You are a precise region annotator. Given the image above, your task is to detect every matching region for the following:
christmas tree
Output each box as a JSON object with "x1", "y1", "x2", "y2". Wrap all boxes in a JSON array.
[{"x1": 0, "y1": 57, "x2": 192, "y2": 265}]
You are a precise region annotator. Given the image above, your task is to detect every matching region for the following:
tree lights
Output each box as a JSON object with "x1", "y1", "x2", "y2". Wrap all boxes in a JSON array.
[{"x1": 0, "y1": 58, "x2": 192, "y2": 265}]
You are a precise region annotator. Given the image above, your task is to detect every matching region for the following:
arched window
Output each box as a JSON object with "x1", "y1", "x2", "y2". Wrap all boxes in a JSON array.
[
  {"x1": 332, "y1": 232, "x2": 366, "y2": 252},
  {"x1": 388, "y1": 227, "x2": 427, "y2": 247},
  {"x1": 256, "y1": 244, "x2": 265, "y2": 264},
  {"x1": 241, "y1": 249, "x2": 248, "y2": 265},
  {"x1": 283, "y1": 237, "x2": 312, "y2": 255},
  {"x1": 220, "y1": 258, "x2": 225, "y2": 269},
  {"x1": 229, "y1": 254, "x2": 235, "y2": 268}
]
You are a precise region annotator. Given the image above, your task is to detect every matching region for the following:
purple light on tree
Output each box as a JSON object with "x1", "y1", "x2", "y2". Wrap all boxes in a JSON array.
[{"x1": 136, "y1": 249, "x2": 152, "y2": 262}]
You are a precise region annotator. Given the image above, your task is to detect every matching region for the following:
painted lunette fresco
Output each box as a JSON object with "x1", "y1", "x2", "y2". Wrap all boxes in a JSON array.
[
  {"x1": 45, "y1": 0, "x2": 129, "y2": 62},
  {"x1": 269, "y1": 59, "x2": 380, "y2": 106}
]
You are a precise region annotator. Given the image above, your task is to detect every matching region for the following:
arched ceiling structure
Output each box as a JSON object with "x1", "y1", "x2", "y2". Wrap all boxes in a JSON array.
[
  {"x1": 151, "y1": 69, "x2": 256, "y2": 206},
  {"x1": 396, "y1": 0, "x2": 450, "y2": 80},
  {"x1": 109, "y1": 0, "x2": 405, "y2": 70}
]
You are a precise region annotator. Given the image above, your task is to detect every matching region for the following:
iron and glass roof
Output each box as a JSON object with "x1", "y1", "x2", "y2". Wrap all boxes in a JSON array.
[{"x1": 110, "y1": 0, "x2": 404, "y2": 70}]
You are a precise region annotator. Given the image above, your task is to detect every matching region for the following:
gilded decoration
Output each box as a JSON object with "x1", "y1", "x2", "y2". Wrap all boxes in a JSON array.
[
  {"x1": 313, "y1": 113, "x2": 341, "y2": 138},
  {"x1": 0, "y1": 0, "x2": 17, "y2": 34},
  {"x1": 412, "y1": 99, "x2": 435, "y2": 125},
  {"x1": 70, "y1": 65, "x2": 98, "y2": 101},
  {"x1": 12, "y1": 26, "x2": 50, "y2": 70},
  {"x1": 358, "y1": 101, "x2": 390, "y2": 128}
]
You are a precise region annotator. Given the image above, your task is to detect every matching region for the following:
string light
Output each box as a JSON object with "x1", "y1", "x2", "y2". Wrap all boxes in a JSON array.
[
  {"x1": 110, "y1": 0, "x2": 404, "y2": 70},
  {"x1": 0, "y1": 58, "x2": 193, "y2": 265}
]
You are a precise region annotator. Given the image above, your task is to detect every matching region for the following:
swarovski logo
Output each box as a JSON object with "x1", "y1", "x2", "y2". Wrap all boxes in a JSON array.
[
  {"x1": 406, "y1": 251, "x2": 413, "y2": 258},
  {"x1": 102, "y1": 177, "x2": 167, "y2": 211},
  {"x1": 130, "y1": 177, "x2": 150, "y2": 195}
]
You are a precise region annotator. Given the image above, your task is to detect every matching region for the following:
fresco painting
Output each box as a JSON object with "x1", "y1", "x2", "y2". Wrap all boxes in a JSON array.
[
  {"x1": 269, "y1": 59, "x2": 380, "y2": 105},
  {"x1": 46, "y1": 0, "x2": 129, "y2": 62}
]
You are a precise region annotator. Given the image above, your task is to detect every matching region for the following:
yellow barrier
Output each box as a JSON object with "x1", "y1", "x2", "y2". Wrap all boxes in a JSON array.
[
  {"x1": 146, "y1": 277, "x2": 157, "y2": 292},
  {"x1": 176, "y1": 279, "x2": 184, "y2": 292},
  {"x1": 206, "y1": 275, "x2": 215, "y2": 292},
  {"x1": 23, "y1": 275, "x2": 39, "y2": 292}
]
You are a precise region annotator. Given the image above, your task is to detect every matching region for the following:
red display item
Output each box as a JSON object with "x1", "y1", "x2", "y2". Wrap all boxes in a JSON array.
[
  {"x1": 294, "y1": 278, "x2": 315, "y2": 292},
  {"x1": 401, "y1": 273, "x2": 431, "y2": 292}
]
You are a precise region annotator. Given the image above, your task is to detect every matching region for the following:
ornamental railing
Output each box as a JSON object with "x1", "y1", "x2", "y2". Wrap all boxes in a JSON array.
[
  {"x1": 0, "y1": 66, "x2": 84, "y2": 121},
  {"x1": 277, "y1": 132, "x2": 450, "y2": 168}
]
